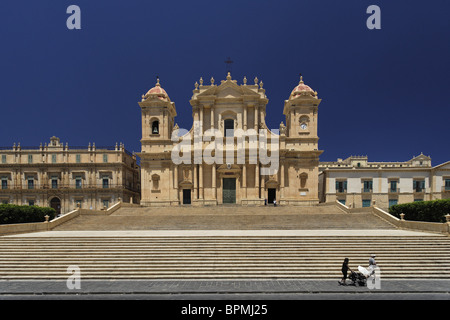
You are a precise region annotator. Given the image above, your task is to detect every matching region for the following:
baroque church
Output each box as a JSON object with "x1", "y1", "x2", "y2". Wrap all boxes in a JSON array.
[{"x1": 138, "y1": 73, "x2": 322, "y2": 206}]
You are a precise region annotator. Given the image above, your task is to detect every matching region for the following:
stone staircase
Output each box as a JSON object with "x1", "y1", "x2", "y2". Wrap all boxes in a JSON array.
[
  {"x1": 1, "y1": 205, "x2": 449, "y2": 280},
  {"x1": 53, "y1": 205, "x2": 395, "y2": 230},
  {"x1": 1, "y1": 233, "x2": 449, "y2": 279}
]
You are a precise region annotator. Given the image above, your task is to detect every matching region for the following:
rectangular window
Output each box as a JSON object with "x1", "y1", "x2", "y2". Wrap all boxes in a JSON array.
[
  {"x1": 1, "y1": 155, "x2": 6, "y2": 164},
  {"x1": 413, "y1": 180, "x2": 425, "y2": 192},
  {"x1": 75, "y1": 177, "x2": 82, "y2": 189},
  {"x1": 363, "y1": 180, "x2": 373, "y2": 193},
  {"x1": 51, "y1": 154, "x2": 57, "y2": 163},
  {"x1": 27, "y1": 178, "x2": 34, "y2": 190},
  {"x1": 28, "y1": 200, "x2": 35, "y2": 206},
  {"x1": 75, "y1": 200, "x2": 82, "y2": 208},
  {"x1": 102, "y1": 199, "x2": 109, "y2": 208},
  {"x1": 76, "y1": 154, "x2": 81, "y2": 163},
  {"x1": 445, "y1": 179, "x2": 450, "y2": 191},
  {"x1": 102, "y1": 177, "x2": 109, "y2": 188},
  {"x1": 103, "y1": 154, "x2": 108, "y2": 163},
  {"x1": 51, "y1": 178, "x2": 58, "y2": 189},
  {"x1": 338, "y1": 199, "x2": 346, "y2": 205},
  {"x1": 1, "y1": 178, "x2": 7, "y2": 190},
  {"x1": 390, "y1": 180, "x2": 398, "y2": 192},
  {"x1": 362, "y1": 199, "x2": 371, "y2": 207},
  {"x1": 389, "y1": 199, "x2": 398, "y2": 207},
  {"x1": 28, "y1": 154, "x2": 33, "y2": 164},
  {"x1": 335, "y1": 181, "x2": 347, "y2": 193}
]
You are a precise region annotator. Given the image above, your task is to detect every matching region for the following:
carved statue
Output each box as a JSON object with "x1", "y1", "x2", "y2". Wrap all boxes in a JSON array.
[{"x1": 279, "y1": 121, "x2": 286, "y2": 134}]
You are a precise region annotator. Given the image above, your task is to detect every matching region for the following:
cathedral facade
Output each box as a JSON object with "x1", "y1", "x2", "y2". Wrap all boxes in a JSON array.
[{"x1": 138, "y1": 73, "x2": 322, "y2": 206}]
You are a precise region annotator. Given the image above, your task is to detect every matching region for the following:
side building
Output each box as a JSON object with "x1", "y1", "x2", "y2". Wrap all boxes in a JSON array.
[
  {"x1": 0, "y1": 136, "x2": 140, "y2": 214},
  {"x1": 319, "y1": 154, "x2": 450, "y2": 209}
]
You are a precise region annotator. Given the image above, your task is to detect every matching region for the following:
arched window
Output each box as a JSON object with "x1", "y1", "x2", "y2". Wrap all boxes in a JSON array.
[
  {"x1": 152, "y1": 120, "x2": 159, "y2": 134},
  {"x1": 224, "y1": 119, "x2": 234, "y2": 137}
]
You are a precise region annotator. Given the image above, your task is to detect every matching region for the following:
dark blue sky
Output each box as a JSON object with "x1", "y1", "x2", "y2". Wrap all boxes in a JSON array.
[{"x1": 1, "y1": 1, "x2": 449, "y2": 165}]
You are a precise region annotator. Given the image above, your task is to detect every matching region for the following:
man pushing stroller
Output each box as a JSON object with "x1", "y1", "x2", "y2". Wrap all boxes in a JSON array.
[{"x1": 339, "y1": 254, "x2": 378, "y2": 286}]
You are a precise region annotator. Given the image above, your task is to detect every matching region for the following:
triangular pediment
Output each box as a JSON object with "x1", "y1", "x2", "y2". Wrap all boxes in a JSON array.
[
  {"x1": 196, "y1": 79, "x2": 260, "y2": 99},
  {"x1": 433, "y1": 161, "x2": 450, "y2": 170},
  {"x1": 217, "y1": 85, "x2": 242, "y2": 99},
  {"x1": 410, "y1": 154, "x2": 431, "y2": 161}
]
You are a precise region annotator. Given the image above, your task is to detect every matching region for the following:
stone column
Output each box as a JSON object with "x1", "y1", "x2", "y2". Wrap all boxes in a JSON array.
[
  {"x1": 242, "y1": 164, "x2": 247, "y2": 199},
  {"x1": 212, "y1": 164, "x2": 216, "y2": 200},
  {"x1": 199, "y1": 163, "x2": 203, "y2": 200},
  {"x1": 280, "y1": 161, "x2": 285, "y2": 199},
  {"x1": 210, "y1": 106, "x2": 214, "y2": 130},
  {"x1": 261, "y1": 169, "x2": 265, "y2": 199},
  {"x1": 199, "y1": 106, "x2": 204, "y2": 135},
  {"x1": 193, "y1": 165, "x2": 198, "y2": 200},
  {"x1": 254, "y1": 106, "x2": 258, "y2": 131},
  {"x1": 255, "y1": 164, "x2": 259, "y2": 196},
  {"x1": 243, "y1": 107, "x2": 247, "y2": 130},
  {"x1": 174, "y1": 165, "x2": 178, "y2": 189}
]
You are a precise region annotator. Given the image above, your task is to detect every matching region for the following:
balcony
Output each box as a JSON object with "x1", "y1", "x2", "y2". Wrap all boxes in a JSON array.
[
  {"x1": 361, "y1": 187, "x2": 373, "y2": 193},
  {"x1": 388, "y1": 187, "x2": 401, "y2": 194},
  {"x1": 0, "y1": 184, "x2": 140, "y2": 193}
]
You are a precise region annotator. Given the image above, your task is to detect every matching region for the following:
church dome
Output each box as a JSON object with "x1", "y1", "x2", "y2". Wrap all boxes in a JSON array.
[
  {"x1": 289, "y1": 76, "x2": 317, "y2": 100},
  {"x1": 142, "y1": 78, "x2": 170, "y2": 102}
]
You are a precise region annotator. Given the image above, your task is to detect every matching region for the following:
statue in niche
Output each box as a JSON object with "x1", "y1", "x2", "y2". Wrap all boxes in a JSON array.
[{"x1": 279, "y1": 121, "x2": 286, "y2": 134}]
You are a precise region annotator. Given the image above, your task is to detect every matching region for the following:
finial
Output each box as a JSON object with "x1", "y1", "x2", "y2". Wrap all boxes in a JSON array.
[
  {"x1": 243, "y1": 76, "x2": 247, "y2": 85},
  {"x1": 210, "y1": 77, "x2": 215, "y2": 85},
  {"x1": 199, "y1": 77, "x2": 203, "y2": 86},
  {"x1": 259, "y1": 80, "x2": 263, "y2": 89},
  {"x1": 194, "y1": 81, "x2": 199, "y2": 89},
  {"x1": 299, "y1": 73, "x2": 304, "y2": 84},
  {"x1": 227, "y1": 72, "x2": 231, "y2": 80},
  {"x1": 156, "y1": 76, "x2": 160, "y2": 86},
  {"x1": 254, "y1": 77, "x2": 258, "y2": 85}
]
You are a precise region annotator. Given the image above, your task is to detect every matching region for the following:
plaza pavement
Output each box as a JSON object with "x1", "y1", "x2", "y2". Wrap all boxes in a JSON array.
[{"x1": 0, "y1": 279, "x2": 449, "y2": 298}]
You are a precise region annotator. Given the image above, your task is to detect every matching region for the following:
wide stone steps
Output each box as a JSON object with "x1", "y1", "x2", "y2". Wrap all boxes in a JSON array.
[
  {"x1": 54, "y1": 205, "x2": 396, "y2": 230},
  {"x1": 1, "y1": 235, "x2": 449, "y2": 279}
]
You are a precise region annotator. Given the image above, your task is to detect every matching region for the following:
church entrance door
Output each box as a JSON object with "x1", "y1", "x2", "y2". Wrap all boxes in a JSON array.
[
  {"x1": 182, "y1": 189, "x2": 191, "y2": 205},
  {"x1": 268, "y1": 188, "x2": 276, "y2": 204},
  {"x1": 50, "y1": 197, "x2": 61, "y2": 215},
  {"x1": 222, "y1": 178, "x2": 236, "y2": 204}
]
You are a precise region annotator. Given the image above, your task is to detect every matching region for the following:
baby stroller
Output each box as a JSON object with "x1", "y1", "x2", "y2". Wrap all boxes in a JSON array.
[{"x1": 349, "y1": 270, "x2": 366, "y2": 286}]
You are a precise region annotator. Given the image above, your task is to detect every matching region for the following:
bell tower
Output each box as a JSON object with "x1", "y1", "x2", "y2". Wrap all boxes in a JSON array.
[
  {"x1": 281, "y1": 75, "x2": 323, "y2": 205},
  {"x1": 139, "y1": 78, "x2": 177, "y2": 153},
  {"x1": 138, "y1": 78, "x2": 178, "y2": 206},
  {"x1": 283, "y1": 75, "x2": 320, "y2": 145}
]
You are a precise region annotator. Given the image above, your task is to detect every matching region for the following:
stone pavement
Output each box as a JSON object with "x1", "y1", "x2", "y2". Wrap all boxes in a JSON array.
[{"x1": 1, "y1": 279, "x2": 449, "y2": 296}]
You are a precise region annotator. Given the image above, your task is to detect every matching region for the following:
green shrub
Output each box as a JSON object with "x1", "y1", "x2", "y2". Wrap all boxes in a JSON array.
[
  {"x1": 389, "y1": 199, "x2": 450, "y2": 223},
  {"x1": 0, "y1": 204, "x2": 56, "y2": 225}
]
